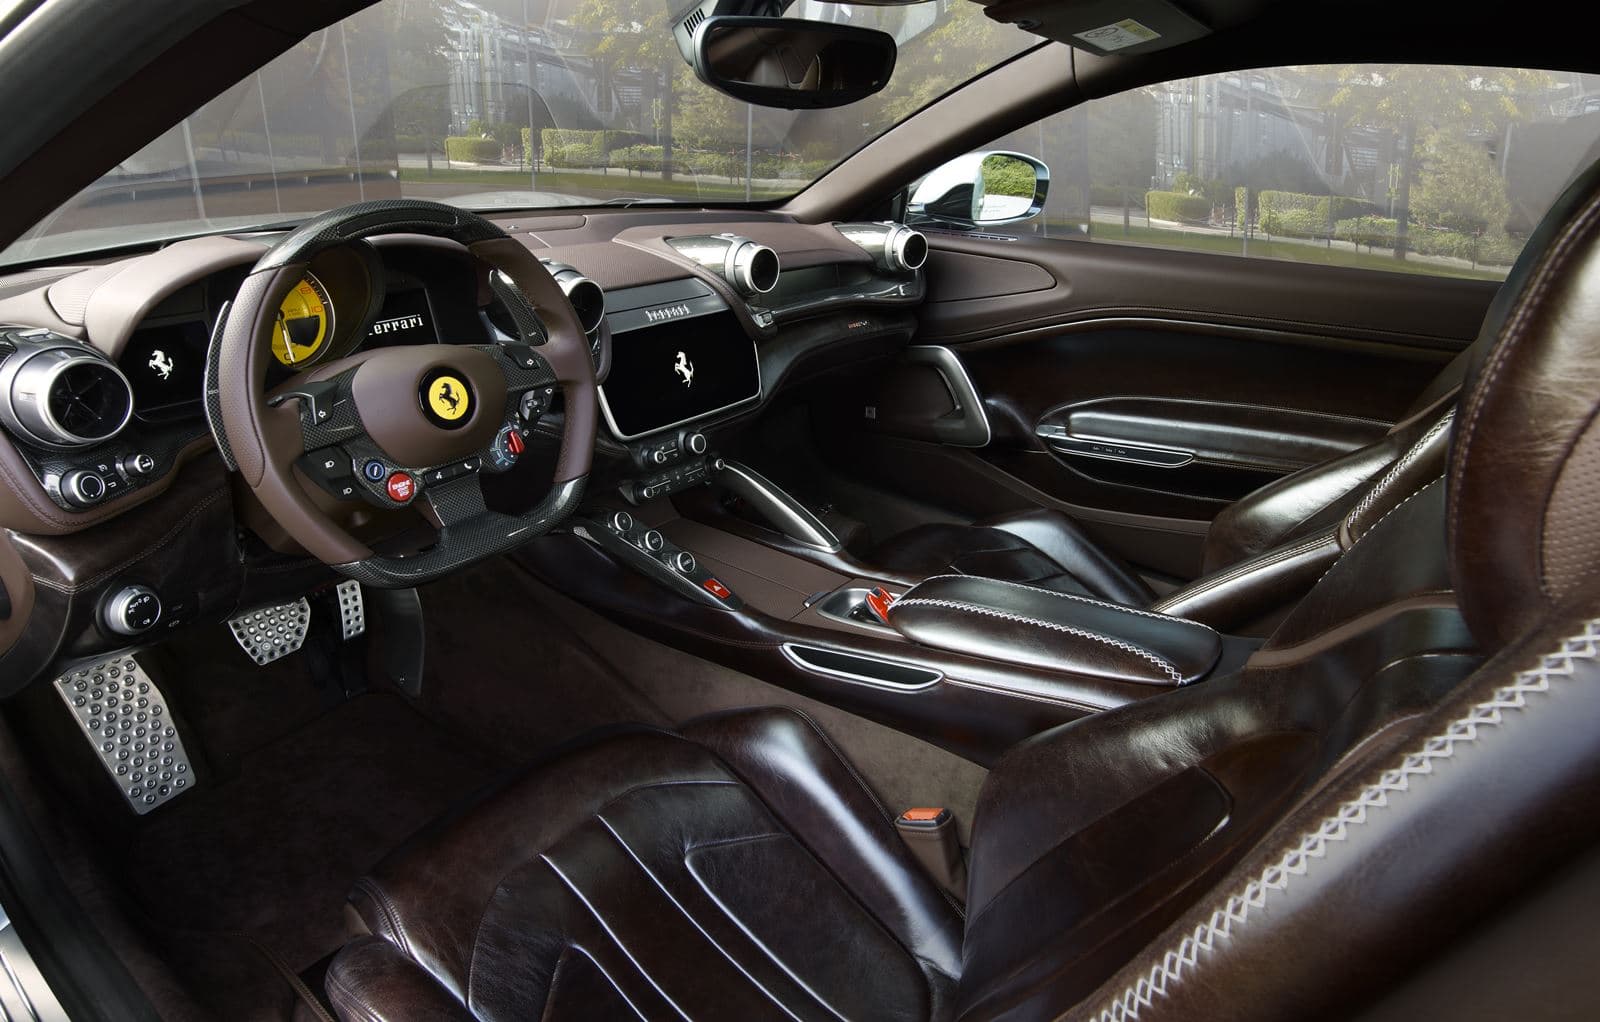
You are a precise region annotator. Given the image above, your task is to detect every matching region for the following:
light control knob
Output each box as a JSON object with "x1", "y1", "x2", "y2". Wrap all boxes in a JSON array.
[
  {"x1": 104, "y1": 585, "x2": 161, "y2": 636},
  {"x1": 642, "y1": 529, "x2": 666, "y2": 552},
  {"x1": 61, "y1": 469, "x2": 106, "y2": 507},
  {"x1": 652, "y1": 448, "x2": 671, "y2": 465},
  {"x1": 673, "y1": 551, "x2": 697, "y2": 574},
  {"x1": 122, "y1": 453, "x2": 155, "y2": 477}
]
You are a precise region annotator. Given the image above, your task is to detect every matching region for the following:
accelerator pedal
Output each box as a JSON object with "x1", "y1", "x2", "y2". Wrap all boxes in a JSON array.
[
  {"x1": 228, "y1": 598, "x2": 311, "y2": 665},
  {"x1": 54, "y1": 655, "x2": 194, "y2": 814},
  {"x1": 335, "y1": 580, "x2": 365, "y2": 640}
]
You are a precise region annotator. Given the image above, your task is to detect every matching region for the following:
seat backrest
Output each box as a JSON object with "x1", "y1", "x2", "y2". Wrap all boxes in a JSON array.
[{"x1": 957, "y1": 155, "x2": 1600, "y2": 1021}]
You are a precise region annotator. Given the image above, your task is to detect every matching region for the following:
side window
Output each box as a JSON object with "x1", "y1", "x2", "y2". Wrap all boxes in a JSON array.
[{"x1": 938, "y1": 65, "x2": 1600, "y2": 282}]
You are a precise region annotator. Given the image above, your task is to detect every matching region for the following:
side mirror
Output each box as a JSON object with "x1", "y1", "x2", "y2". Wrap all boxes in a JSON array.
[
  {"x1": 690, "y1": 16, "x2": 897, "y2": 110},
  {"x1": 908, "y1": 151, "x2": 1050, "y2": 229}
]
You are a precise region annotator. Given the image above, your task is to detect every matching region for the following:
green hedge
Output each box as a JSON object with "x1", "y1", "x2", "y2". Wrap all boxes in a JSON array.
[
  {"x1": 610, "y1": 144, "x2": 665, "y2": 174},
  {"x1": 444, "y1": 136, "x2": 502, "y2": 163},
  {"x1": 981, "y1": 157, "x2": 1036, "y2": 199},
  {"x1": 1258, "y1": 190, "x2": 1373, "y2": 237},
  {"x1": 1334, "y1": 216, "x2": 1524, "y2": 267},
  {"x1": 539, "y1": 129, "x2": 646, "y2": 168},
  {"x1": 1144, "y1": 190, "x2": 1212, "y2": 222}
]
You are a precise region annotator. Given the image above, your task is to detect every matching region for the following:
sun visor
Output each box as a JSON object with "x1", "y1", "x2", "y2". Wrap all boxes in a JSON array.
[{"x1": 984, "y1": 0, "x2": 1210, "y2": 56}]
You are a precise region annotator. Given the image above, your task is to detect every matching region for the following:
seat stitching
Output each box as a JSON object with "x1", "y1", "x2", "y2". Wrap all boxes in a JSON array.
[
  {"x1": 1087, "y1": 617, "x2": 1600, "y2": 1022},
  {"x1": 890, "y1": 598, "x2": 1186, "y2": 684},
  {"x1": 914, "y1": 574, "x2": 1181, "y2": 623},
  {"x1": 1309, "y1": 476, "x2": 1445, "y2": 590},
  {"x1": 1345, "y1": 410, "x2": 1455, "y2": 534},
  {"x1": 780, "y1": 707, "x2": 898, "y2": 828},
  {"x1": 1150, "y1": 533, "x2": 1336, "y2": 610},
  {"x1": 352, "y1": 877, "x2": 413, "y2": 958}
]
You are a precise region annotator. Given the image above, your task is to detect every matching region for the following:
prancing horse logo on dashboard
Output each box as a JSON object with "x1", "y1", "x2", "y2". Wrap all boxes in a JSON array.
[
  {"x1": 674, "y1": 351, "x2": 695, "y2": 387},
  {"x1": 148, "y1": 349, "x2": 175, "y2": 381}
]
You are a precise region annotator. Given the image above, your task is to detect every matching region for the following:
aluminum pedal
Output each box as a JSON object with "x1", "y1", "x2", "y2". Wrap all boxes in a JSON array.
[
  {"x1": 335, "y1": 580, "x2": 365, "y2": 640},
  {"x1": 228, "y1": 598, "x2": 311, "y2": 665},
  {"x1": 54, "y1": 655, "x2": 194, "y2": 814}
]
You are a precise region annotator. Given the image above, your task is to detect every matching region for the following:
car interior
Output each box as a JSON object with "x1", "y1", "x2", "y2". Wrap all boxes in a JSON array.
[{"x1": 3, "y1": 0, "x2": 1600, "y2": 1019}]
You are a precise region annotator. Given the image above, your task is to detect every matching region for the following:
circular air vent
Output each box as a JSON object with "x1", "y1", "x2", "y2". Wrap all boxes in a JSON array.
[
  {"x1": 47, "y1": 360, "x2": 133, "y2": 443},
  {"x1": 560, "y1": 276, "x2": 606, "y2": 335},
  {"x1": 891, "y1": 228, "x2": 929, "y2": 272},
  {"x1": 730, "y1": 242, "x2": 780, "y2": 295},
  {"x1": 0, "y1": 345, "x2": 133, "y2": 449}
]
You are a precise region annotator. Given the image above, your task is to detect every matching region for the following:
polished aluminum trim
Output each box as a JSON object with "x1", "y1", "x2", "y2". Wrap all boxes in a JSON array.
[
  {"x1": 1035, "y1": 424, "x2": 1195, "y2": 468},
  {"x1": 780, "y1": 642, "x2": 942, "y2": 692},
  {"x1": 3, "y1": 348, "x2": 134, "y2": 448},
  {"x1": 713, "y1": 459, "x2": 841, "y2": 551},
  {"x1": 0, "y1": 903, "x2": 68, "y2": 1021},
  {"x1": 905, "y1": 345, "x2": 992, "y2": 447},
  {"x1": 728, "y1": 241, "x2": 779, "y2": 294}
]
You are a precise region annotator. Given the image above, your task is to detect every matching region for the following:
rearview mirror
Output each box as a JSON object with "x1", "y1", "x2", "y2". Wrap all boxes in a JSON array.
[
  {"x1": 908, "y1": 151, "x2": 1051, "y2": 229},
  {"x1": 690, "y1": 16, "x2": 897, "y2": 110}
]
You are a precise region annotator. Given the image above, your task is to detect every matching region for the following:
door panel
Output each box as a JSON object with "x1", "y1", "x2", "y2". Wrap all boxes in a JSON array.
[{"x1": 846, "y1": 235, "x2": 1497, "y2": 579}]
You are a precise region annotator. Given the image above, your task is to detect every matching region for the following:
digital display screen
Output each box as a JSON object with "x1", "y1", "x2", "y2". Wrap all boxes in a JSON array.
[
  {"x1": 599, "y1": 310, "x2": 760, "y2": 439},
  {"x1": 365, "y1": 289, "x2": 439, "y2": 347},
  {"x1": 122, "y1": 320, "x2": 209, "y2": 419}
]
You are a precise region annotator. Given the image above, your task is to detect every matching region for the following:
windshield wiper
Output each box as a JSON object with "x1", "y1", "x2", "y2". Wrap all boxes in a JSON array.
[{"x1": 597, "y1": 197, "x2": 677, "y2": 207}]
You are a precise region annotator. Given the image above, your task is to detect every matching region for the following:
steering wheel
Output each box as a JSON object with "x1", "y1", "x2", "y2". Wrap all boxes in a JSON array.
[{"x1": 216, "y1": 200, "x2": 596, "y2": 587}]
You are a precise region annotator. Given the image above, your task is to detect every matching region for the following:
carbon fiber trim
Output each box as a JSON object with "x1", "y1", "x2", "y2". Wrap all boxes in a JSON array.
[
  {"x1": 333, "y1": 475, "x2": 585, "y2": 588},
  {"x1": 202, "y1": 299, "x2": 236, "y2": 472},
  {"x1": 488, "y1": 270, "x2": 549, "y2": 346},
  {"x1": 252, "y1": 200, "x2": 507, "y2": 272}
]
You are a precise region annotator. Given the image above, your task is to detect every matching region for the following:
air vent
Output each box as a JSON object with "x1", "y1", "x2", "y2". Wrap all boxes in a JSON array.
[
  {"x1": 48, "y1": 361, "x2": 131, "y2": 443},
  {"x1": 0, "y1": 340, "x2": 133, "y2": 449}
]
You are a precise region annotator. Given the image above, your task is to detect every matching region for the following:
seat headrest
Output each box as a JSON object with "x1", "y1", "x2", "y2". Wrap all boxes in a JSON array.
[{"x1": 1450, "y1": 155, "x2": 1600, "y2": 648}]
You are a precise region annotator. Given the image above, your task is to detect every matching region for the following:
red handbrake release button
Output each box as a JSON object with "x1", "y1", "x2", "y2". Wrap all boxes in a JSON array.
[
  {"x1": 385, "y1": 471, "x2": 417, "y2": 504},
  {"x1": 702, "y1": 578, "x2": 732, "y2": 600},
  {"x1": 865, "y1": 586, "x2": 896, "y2": 624}
]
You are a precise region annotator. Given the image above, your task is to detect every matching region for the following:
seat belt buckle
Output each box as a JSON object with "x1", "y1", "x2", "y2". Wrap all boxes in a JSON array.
[
  {"x1": 895, "y1": 807, "x2": 967, "y2": 903},
  {"x1": 865, "y1": 586, "x2": 897, "y2": 624}
]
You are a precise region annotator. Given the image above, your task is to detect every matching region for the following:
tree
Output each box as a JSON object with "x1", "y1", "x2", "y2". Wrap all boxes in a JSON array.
[
  {"x1": 1412, "y1": 129, "x2": 1511, "y2": 235},
  {"x1": 1330, "y1": 65, "x2": 1551, "y2": 259},
  {"x1": 567, "y1": 0, "x2": 682, "y2": 178}
]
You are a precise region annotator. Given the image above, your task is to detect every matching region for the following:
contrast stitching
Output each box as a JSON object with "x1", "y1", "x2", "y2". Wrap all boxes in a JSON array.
[
  {"x1": 1451, "y1": 190, "x2": 1600, "y2": 543},
  {"x1": 914, "y1": 575, "x2": 1179, "y2": 623},
  {"x1": 1089, "y1": 617, "x2": 1600, "y2": 1022},
  {"x1": 891, "y1": 598, "x2": 1185, "y2": 684},
  {"x1": 1310, "y1": 476, "x2": 1444, "y2": 590},
  {"x1": 1149, "y1": 533, "x2": 1336, "y2": 611},
  {"x1": 1346, "y1": 411, "x2": 1455, "y2": 532}
]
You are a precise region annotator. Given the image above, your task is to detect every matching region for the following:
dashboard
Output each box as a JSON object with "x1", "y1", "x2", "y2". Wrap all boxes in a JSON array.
[{"x1": 0, "y1": 209, "x2": 929, "y2": 694}]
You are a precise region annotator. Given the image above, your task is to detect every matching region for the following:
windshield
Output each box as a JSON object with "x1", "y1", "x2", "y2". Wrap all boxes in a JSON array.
[{"x1": 0, "y1": 0, "x2": 1032, "y2": 266}]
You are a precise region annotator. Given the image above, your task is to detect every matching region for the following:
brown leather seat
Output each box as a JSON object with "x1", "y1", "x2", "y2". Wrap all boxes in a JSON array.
[
  {"x1": 870, "y1": 279, "x2": 1480, "y2": 621},
  {"x1": 326, "y1": 161, "x2": 1600, "y2": 1021}
]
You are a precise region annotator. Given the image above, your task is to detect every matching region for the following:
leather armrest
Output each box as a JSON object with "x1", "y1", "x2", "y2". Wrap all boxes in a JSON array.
[{"x1": 886, "y1": 575, "x2": 1221, "y2": 686}]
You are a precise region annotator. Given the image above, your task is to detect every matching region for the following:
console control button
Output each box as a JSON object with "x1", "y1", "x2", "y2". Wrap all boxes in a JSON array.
[
  {"x1": 642, "y1": 529, "x2": 665, "y2": 552},
  {"x1": 61, "y1": 469, "x2": 107, "y2": 507},
  {"x1": 105, "y1": 585, "x2": 162, "y2": 636},
  {"x1": 121, "y1": 453, "x2": 156, "y2": 478},
  {"x1": 610, "y1": 510, "x2": 635, "y2": 533},
  {"x1": 702, "y1": 578, "x2": 732, "y2": 600},
  {"x1": 672, "y1": 551, "x2": 697, "y2": 574},
  {"x1": 385, "y1": 472, "x2": 418, "y2": 504}
]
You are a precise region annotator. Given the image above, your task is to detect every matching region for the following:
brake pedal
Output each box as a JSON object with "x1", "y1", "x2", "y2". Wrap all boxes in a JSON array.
[
  {"x1": 335, "y1": 580, "x2": 365, "y2": 640},
  {"x1": 228, "y1": 598, "x2": 311, "y2": 665},
  {"x1": 54, "y1": 655, "x2": 195, "y2": 814}
]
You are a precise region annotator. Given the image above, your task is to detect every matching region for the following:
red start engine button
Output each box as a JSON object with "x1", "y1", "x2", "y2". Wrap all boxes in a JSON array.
[
  {"x1": 386, "y1": 472, "x2": 418, "y2": 503},
  {"x1": 702, "y1": 578, "x2": 732, "y2": 600}
]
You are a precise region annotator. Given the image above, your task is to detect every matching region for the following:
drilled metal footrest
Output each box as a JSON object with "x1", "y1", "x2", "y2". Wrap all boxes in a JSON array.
[
  {"x1": 336, "y1": 580, "x2": 365, "y2": 640},
  {"x1": 228, "y1": 598, "x2": 311, "y2": 665},
  {"x1": 54, "y1": 655, "x2": 194, "y2": 814}
]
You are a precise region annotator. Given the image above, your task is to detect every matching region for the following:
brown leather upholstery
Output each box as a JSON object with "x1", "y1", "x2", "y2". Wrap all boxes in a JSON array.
[
  {"x1": 328, "y1": 160, "x2": 1600, "y2": 1022},
  {"x1": 873, "y1": 508, "x2": 1158, "y2": 603}
]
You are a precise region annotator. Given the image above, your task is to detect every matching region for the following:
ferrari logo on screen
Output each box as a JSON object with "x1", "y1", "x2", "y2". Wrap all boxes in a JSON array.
[
  {"x1": 429, "y1": 376, "x2": 469, "y2": 420},
  {"x1": 674, "y1": 350, "x2": 695, "y2": 387}
]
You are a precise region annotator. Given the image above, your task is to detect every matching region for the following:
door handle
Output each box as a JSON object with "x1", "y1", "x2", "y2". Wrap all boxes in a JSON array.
[{"x1": 1035, "y1": 425, "x2": 1194, "y2": 468}]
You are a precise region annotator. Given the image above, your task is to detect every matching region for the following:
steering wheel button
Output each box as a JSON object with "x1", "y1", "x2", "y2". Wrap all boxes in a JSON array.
[
  {"x1": 363, "y1": 459, "x2": 387, "y2": 481},
  {"x1": 386, "y1": 472, "x2": 418, "y2": 503}
]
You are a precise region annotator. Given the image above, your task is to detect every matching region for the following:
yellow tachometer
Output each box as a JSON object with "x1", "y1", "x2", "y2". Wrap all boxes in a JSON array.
[{"x1": 270, "y1": 274, "x2": 334, "y2": 368}]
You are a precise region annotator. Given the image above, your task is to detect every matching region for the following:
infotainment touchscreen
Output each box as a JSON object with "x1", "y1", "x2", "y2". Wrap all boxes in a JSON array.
[{"x1": 598, "y1": 309, "x2": 760, "y2": 439}]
